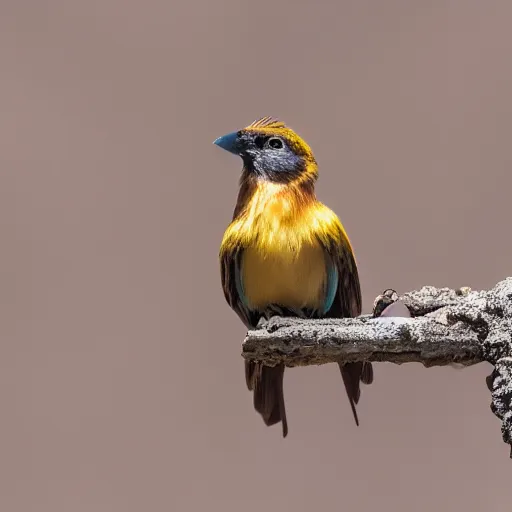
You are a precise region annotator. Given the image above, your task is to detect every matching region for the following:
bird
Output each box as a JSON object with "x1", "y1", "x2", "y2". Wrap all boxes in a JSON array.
[{"x1": 214, "y1": 116, "x2": 372, "y2": 437}]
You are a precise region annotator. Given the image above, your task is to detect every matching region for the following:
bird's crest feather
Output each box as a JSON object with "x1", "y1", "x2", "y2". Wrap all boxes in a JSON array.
[{"x1": 247, "y1": 116, "x2": 286, "y2": 130}]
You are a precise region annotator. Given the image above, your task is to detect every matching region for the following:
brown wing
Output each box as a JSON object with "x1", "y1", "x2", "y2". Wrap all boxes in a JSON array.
[
  {"x1": 220, "y1": 242, "x2": 288, "y2": 436},
  {"x1": 220, "y1": 244, "x2": 257, "y2": 329},
  {"x1": 319, "y1": 224, "x2": 373, "y2": 426}
]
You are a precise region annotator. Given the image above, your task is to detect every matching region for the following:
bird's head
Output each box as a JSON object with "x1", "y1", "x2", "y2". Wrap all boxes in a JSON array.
[{"x1": 213, "y1": 117, "x2": 317, "y2": 184}]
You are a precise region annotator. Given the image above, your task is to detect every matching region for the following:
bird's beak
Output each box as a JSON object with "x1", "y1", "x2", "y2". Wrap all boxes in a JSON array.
[{"x1": 213, "y1": 131, "x2": 239, "y2": 155}]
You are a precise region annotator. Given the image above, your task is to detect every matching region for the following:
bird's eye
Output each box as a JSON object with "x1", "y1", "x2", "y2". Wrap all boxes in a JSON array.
[{"x1": 267, "y1": 137, "x2": 283, "y2": 149}]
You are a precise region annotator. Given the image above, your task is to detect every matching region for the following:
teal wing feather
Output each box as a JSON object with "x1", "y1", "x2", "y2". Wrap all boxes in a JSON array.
[{"x1": 322, "y1": 256, "x2": 339, "y2": 315}]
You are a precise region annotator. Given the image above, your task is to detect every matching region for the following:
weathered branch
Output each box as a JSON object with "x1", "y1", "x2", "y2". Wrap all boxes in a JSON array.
[
  {"x1": 242, "y1": 278, "x2": 512, "y2": 456},
  {"x1": 243, "y1": 315, "x2": 483, "y2": 368}
]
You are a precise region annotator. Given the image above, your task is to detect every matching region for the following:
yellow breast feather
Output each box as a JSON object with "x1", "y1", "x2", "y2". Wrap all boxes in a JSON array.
[
  {"x1": 220, "y1": 180, "x2": 350, "y2": 311},
  {"x1": 241, "y1": 242, "x2": 326, "y2": 310},
  {"x1": 221, "y1": 181, "x2": 347, "y2": 254}
]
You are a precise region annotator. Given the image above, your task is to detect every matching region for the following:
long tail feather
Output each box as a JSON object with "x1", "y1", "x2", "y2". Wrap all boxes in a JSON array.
[{"x1": 339, "y1": 361, "x2": 373, "y2": 426}]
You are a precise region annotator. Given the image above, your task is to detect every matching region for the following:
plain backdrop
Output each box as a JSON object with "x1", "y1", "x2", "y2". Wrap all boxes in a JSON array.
[{"x1": 2, "y1": 1, "x2": 512, "y2": 511}]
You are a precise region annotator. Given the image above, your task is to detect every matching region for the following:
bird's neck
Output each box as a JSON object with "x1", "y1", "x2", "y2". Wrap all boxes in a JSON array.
[{"x1": 233, "y1": 172, "x2": 316, "y2": 222}]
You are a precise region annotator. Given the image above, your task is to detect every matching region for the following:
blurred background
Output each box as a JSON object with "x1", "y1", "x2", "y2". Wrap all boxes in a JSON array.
[{"x1": 2, "y1": 0, "x2": 512, "y2": 510}]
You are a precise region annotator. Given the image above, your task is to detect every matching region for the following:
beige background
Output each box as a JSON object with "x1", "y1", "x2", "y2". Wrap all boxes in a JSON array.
[{"x1": 1, "y1": 1, "x2": 512, "y2": 511}]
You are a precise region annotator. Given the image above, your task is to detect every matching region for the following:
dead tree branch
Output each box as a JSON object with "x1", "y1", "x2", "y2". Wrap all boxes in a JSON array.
[{"x1": 241, "y1": 278, "x2": 512, "y2": 457}]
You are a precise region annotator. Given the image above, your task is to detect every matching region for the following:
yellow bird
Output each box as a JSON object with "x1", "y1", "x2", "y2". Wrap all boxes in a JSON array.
[{"x1": 215, "y1": 116, "x2": 372, "y2": 437}]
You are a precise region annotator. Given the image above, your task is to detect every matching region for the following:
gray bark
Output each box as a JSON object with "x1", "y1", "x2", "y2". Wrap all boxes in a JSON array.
[{"x1": 242, "y1": 278, "x2": 512, "y2": 457}]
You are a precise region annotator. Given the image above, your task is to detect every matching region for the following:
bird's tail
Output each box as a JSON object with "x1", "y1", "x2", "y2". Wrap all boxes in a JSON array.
[
  {"x1": 339, "y1": 361, "x2": 373, "y2": 426},
  {"x1": 245, "y1": 361, "x2": 288, "y2": 437}
]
